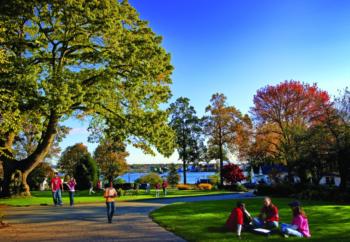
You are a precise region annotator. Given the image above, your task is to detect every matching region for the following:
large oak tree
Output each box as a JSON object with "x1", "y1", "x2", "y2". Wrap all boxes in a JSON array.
[{"x1": 0, "y1": 0, "x2": 174, "y2": 196}]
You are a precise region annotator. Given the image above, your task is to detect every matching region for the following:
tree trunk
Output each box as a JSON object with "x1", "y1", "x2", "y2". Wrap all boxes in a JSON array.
[
  {"x1": 0, "y1": 133, "x2": 16, "y2": 197},
  {"x1": 183, "y1": 160, "x2": 187, "y2": 184},
  {"x1": 1, "y1": 163, "x2": 14, "y2": 197},
  {"x1": 0, "y1": 111, "x2": 59, "y2": 197},
  {"x1": 219, "y1": 143, "x2": 223, "y2": 186},
  {"x1": 339, "y1": 156, "x2": 348, "y2": 191},
  {"x1": 21, "y1": 171, "x2": 30, "y2": 196}
]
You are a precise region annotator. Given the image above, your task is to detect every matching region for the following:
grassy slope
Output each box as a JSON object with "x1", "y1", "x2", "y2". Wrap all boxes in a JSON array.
[
  {"x1": 150, "y1": 198, "x2": 350, "y2": 242},
  {"x1": 0, "y1": 189, "x2": 233, "y2": 206}
]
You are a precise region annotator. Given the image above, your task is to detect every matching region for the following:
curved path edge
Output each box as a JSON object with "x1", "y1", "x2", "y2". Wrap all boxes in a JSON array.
[{"x1": 1, "y1": 192, "x2": 255, "y2": 242}]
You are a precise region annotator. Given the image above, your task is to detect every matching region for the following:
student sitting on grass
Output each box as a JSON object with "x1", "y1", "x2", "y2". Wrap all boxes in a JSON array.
[
  {"x1": 225, "y1": 201, "x2": 252, "y2": 237},
  {"x1": 252, "y1": 197, "x2": 279, "y2": 229},
  {"x1": 281, "y1": 201, "x2": 311, "y2": 238}
]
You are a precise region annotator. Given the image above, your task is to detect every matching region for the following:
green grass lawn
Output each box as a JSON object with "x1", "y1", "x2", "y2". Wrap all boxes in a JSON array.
[
  {"x1": 150, "y1": 198, "x2": 350, "y2": 242},
  {"x1": 0, "y1": 189, "x2": 233, "y2": 206}
]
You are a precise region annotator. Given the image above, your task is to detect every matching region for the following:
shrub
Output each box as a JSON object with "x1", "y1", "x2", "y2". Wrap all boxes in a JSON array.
[
  {"x1": 117, "y1": 188, "x2": 124, "y2": 196},
  {"x1": 114, "y1": 177, "x2": 126, "y2": 184},
  {"x1": 135, "y1": 173, "x2": 162, "y2": 187},
  {"x1": 255, "y1": 183, "x2": 297, "y2": 197},
  {"x1": 222, "y1": 163, "x2": 245, "y2": 184},
  {"x1": 198, "y1": 183, "x2": 212, "y2": 190},
  {"x1": 177, "y1": 184, "x2": 192, "y2": 190},
  {"x1": 208, "y1": 174, "x2": 220, "y2": 185}
]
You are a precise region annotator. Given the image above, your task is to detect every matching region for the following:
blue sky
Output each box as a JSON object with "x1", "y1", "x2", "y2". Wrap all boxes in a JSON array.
[{"x1": 60, "y1": 0, "x2": 350, "y2": 164}]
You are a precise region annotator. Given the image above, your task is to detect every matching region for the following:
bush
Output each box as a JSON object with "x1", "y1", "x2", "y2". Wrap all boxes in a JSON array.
[
  {"x1": 255, "y1": 183, "x2": 297, "y2": 197},
  {"x1": 114, "y1": 177, "x2": 126, "y2": 184},
  {"x1": 177, "y1": 184, "x2": 192, "y2": 190},
  {"x1": 208, "y1": 174, "x2": 220, "y2": 185},
  {"x1": 198, "y1": 183, "x2": 213, "y2": 190},
  {"x1": 135, "y1": 173, "x2": 162, "y2": 187},
  {"x1": 222, "y1": 163, "x2": 245, "y2": 184},
  {"x1": 255, "y1": 183, "x2": 350, "y2": 202},
  {"x1": 117, "y1": 188, "x2": 124, "y2": 196}
]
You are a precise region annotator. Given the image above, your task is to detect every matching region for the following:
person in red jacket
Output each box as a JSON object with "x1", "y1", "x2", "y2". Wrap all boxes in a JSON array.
[
  {"x1": 162, "y1": 180, "x2": 168, "y2": 196},
  {"x1": 226, "y1": 201, "x2": 252, "y2": 237},
  {"x1": 253, "y1": 197, "x2": 279, "y2": 228}
]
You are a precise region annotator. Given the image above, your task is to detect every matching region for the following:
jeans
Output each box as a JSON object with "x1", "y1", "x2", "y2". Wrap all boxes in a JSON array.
[
  {"x1": 106, "y1": 202, "x2": 115, "y2": 222},
  {"x1": 69, "y1": 191, "x2": 74, "y2": 206},
  {"x1": 281, "y1": 223, "x2": 303, "y2": 237},
  {"x1": 52, "y1": 189, "x2": 62, "y2": 205},
  {"x1": 253, "y1": 217, "x2": 279, "y2": 228}
]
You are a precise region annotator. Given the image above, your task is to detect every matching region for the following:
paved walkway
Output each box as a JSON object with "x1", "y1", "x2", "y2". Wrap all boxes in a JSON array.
[{"x1": 1, "y1": 192, "x2": 254, "y2": 242}]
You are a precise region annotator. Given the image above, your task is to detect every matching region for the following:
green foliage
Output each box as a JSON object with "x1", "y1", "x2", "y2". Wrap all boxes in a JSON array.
[
  {"x1": 135, "y1": 172, "x2": 162, "y2": 187},
  {"x1": 58, "y1": 143, "x2": 90, "y2": 176},
  {"x1": 94, "y1": 139, "x2": 128, "y2": 182},
  {"x1": 73, "y1": 155, "x2": 98, "y2": 190},
  {"x1": 0, "y1": 0, "x2": 174, "y2": 196},
  {"x1": 167, "y1": 163, "x2": 180, "y2": 187},
  {"x1": 114, "y1": 177, "x2": 126, "y2": 184},
  {"x1": 169, "y1": 97, "x2": 205, "y2": 184},
  {"x1": 208, "y1": 173, "x2": 220, "y2": 185}
]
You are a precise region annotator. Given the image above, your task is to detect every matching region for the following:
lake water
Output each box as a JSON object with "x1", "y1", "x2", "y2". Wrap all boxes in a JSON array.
[{"x1": 120, "y1": 171, "x2": 216, "y2": 184}]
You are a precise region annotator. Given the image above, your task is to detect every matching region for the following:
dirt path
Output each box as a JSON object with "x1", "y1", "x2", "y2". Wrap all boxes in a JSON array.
[{"x1": 1, "y1": 192, "x2": 254, "y2": 242}]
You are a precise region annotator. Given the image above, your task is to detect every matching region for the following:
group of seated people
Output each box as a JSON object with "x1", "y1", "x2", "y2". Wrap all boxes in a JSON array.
[{"x1": 225, "y1": 197, "x2": 311, "y2": 238}]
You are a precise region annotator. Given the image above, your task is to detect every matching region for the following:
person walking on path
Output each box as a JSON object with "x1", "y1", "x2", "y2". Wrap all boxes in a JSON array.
[
  {"x1": 281, "y1": 201, "x2": 311, "y2": 238},
  {"x1": 89, "y1": 180, "x2": 95, "y2": 195},
  {"x1": 51, "y1": 172, "x2": 64, "y2": 206},
  {"x1": 162, "y1": 180, "x2": 168, "y2": 196},
  {"x1": 67, "y1": 177, "x2": 77, "y2": 206},
  {"x1": 155, "y1": 182, "x2": 160, "y2": 198},
  {"x1": 104, "y1": 181, "x2": 118, "y2": 223},
  {"x1": 252, "y1": 197, "x2": 279, "y2": 229}
]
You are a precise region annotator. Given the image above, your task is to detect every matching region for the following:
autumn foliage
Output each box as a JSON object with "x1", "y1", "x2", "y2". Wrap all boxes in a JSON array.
[
  {"x1": 252, "y1": 80, "x2": 331, "y2": 127},
  {"x1": 250, "y1": 80, "x2": 332, "y2": 170}
]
